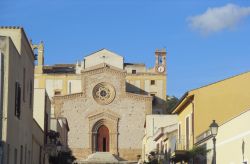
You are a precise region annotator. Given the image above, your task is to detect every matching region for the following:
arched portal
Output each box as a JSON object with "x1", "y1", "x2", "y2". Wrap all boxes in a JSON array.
[
  {"x1": 89, "y1": 111, "x2": 119, "y2": 154},
  {"x1": 97, "y1": 125, "x2": 109, "y2": 152}
]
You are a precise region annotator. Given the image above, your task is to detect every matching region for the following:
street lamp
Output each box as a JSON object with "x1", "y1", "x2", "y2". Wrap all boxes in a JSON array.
[
  {"x1": 209, "y1": 120, "x2": 219, "y2": 164},
  {"x1": 56, "y1": 141, "x2": 62, "y2": 152},
  {"x1": 56, "y1": 141, "x2": 63, "y2": 163}
]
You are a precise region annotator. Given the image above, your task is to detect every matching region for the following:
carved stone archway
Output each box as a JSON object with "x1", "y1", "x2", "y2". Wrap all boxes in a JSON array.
[{"x1": 88, "y1": 109, "x2": 119, "y2": 154}]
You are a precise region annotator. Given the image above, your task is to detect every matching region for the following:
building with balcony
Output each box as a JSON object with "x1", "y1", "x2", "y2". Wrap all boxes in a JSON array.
[
  {"x1": 153, "y1": 123, "x2": 178, "y2": 163},
  {"x1": 142, "y1": 115, "x2": 177, "y2": 162},
  {"x1": 171, "y1": 71, "x2": 250, "y2": 163}
]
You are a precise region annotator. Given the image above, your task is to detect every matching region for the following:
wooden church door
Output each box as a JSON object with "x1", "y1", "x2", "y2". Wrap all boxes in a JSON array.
[{"x1": 97, "y1": 125, "x2": 109, "y2": 152}]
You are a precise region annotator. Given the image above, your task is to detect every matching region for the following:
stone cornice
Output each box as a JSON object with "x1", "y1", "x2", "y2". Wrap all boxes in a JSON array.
[
  {"x1": 126, "y1": 73, "x2": 165, "y2": 76},
  {"x1": 88, "y1": 109, "x2": 120, "y2": 122},
  {"x1": 53, "y1": 92, "x2": 84, "y2": 101}
]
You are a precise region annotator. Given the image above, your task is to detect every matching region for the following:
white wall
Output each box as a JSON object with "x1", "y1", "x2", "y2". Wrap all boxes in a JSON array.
[
  {"x1": 84, "y1": 49, "x2": 124, "y2": 69},
  {"x1": 142, "y1": 115, "x2": 177, "y2": 161},
  {"x1": 204, "y1": 110, "x2": 250, "y2": 164},
  {"x1": 45, "y1": 79, "x2": 63, "y2": 98},
  {"x1": 67, "y1": 80, "x2": 81, "y2": 94},
  {"x1": 216, "y1": 109, "x2": 250, "y2": 164}
]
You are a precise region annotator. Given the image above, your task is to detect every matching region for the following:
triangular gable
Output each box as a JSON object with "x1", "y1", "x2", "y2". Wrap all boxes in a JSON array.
[
  {"x1": 88, "y1": 109, "x2": 120, "y2": 122},
  {"x1": 84, "y1": 49, "x2": 124, "y2": 69}
]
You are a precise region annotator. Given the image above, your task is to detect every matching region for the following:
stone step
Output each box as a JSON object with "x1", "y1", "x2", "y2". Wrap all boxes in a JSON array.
[
  {"x1": 74, "y1": 152, "x2": 137, "y2": 164},
  {"x1": 86, "y1": 152, "x2": 119, "y2": 162}
]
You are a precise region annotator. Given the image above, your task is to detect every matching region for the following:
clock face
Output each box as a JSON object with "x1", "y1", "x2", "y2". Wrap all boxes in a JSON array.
[
  {"x1": 157, "y1": 66, "x2": 165, "y2": 73},
  {"x1": 92, "y1": 82, "x2": 116, "y2": 105}
]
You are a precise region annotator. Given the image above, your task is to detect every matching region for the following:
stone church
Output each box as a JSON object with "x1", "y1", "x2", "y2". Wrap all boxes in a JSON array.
[{"x1": 33, "y1": 46, "x2": 167, "y2": 161}]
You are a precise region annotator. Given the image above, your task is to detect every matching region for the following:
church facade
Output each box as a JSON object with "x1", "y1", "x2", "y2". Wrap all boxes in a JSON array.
[{"x1": 33, "y1": 46, "x2": 167, "y2": 160}]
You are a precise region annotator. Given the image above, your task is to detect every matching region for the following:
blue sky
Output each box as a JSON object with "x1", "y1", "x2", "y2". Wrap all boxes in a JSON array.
[{"x1": 1, "y1": 0, "x2": 250, "y2": 98}]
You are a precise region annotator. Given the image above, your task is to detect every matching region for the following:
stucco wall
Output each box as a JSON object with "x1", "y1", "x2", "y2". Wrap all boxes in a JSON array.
[
  {"x1": 216, "y1": 109, "x2": 250, "y2": 163},
  {"x1": 192, "y1": 72, "x2": 250, "y2": 138},
  {"x1": 142, "y1": 115, "x2": 177, "y2": 161},
  {"x1": 126, "y1": 74, "x2": 166, "y2": 114},
  {"x1": 0, "y1": 29, "x2": 34, "y2": 164},
  {"x1": 84, "y1": 49, "x2": 124, "y2": 69},
  {"x1": 35, "y1": 74, "x2": 82, "y2": 99}
]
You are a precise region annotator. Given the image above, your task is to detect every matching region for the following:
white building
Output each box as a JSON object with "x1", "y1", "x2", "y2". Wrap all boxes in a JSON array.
[
  {"x1": 142, "y1": 115, "x2": 178, "y2": 162},
  {"x1": 153, "y1": 124, "x2": 178, "y2": 163}
]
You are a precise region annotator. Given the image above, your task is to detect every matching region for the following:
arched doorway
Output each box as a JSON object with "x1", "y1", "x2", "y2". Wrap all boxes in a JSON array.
[{"x1": 97, "y1": 125, "x2": 109, "y2": 152}]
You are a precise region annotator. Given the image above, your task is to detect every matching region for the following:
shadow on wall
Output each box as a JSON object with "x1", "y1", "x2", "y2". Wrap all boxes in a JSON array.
[{"x1": 126, "y1": 82, "x2": 166, "y2": 114}]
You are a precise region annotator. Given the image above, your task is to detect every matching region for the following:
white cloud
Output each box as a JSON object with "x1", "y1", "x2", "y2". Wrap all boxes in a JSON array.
[{"x1": 187, "y1": 4, "x2": 250, "y2": 34}]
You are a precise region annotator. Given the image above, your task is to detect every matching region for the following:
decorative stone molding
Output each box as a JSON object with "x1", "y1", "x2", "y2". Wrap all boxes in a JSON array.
[
  {"x1": 82, "y1": 64, "x2": 126, "y2": 77},
  {"x1": 88, "y1": 109, "x2": 120, "y2": 154},
  {"x1": 126, "y1": 72, "x2": 165, "y2": 76},
  {"x1": 88, "y1": 109, "x2": 120, "y2": 122},
  {"x1": 123, "y1": 92, "x2": 152, "y2": 102},
  {"x1": 53, "y1": 92, "x2": 84, "y2": 100},
  {"x1": 92, "y1": 82, "x2": 116, "y2": 105},
  {"x1": 81, "y1": 64, "x2": 126, "y2": 98}
]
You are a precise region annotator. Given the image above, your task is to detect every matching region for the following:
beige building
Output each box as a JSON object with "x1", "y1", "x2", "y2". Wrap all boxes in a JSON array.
[
  {"x1": 34, "y1": 47, "x2": 167, "y2": 115},
  {"x1": 33, "y1": 46, "x2": 167, "y2": 161},
  {"x1": 32, "y1": 119, "x2": 48, "y2": 164},
  {"x1": 32, "y1": 88, "x2": 51, "y2": 164},
  {"x1": 0, "y1": 27, "x2": 35, "y2": 164},
  {"x1": 171, "y1": 71, "x2": 250, "y2": 163}
]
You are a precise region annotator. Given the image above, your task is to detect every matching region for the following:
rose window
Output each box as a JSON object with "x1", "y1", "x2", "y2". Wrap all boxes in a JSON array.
[{"x1": 92, "y1": 82, "x2": 116, "y2": 105}]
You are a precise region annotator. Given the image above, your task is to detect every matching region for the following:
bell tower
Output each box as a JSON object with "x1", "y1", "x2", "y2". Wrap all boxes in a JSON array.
[
  {"x1": 155, "y1": 48, "x2": 166, "y2": 74},
  {"x1": 31, "y1": 41, "x2": 44, "y2": 74}
]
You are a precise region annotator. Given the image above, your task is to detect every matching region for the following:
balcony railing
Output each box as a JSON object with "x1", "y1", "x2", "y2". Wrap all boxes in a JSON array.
[
  {"x1": 174, "y1": 135, "x2": 191, "y2": 151},
  {"x1": 195, "y1": 130, "x2": 211, "y2": 145}
]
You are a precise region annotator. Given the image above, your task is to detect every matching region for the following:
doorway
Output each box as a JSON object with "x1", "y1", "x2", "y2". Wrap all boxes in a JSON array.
[{"x1": 97, "y1": 125, "x2": 109, "y2": 152}]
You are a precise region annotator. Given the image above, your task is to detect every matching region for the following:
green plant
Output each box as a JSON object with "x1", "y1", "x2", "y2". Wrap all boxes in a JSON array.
[{"x1": 187, "y1": 146, "x2": 210, "y2": 159}]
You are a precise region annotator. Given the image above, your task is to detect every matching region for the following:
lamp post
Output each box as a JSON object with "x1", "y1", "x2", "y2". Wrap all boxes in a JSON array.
[
  {"x1": 209, "y1": 120, "x2": 219, "y2": 164},
  {"x1": 56, "y1": 141, "x2": 62, "y2": 164}
]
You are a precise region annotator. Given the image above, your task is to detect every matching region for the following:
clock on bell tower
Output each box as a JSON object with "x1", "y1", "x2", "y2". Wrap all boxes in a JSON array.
[{"x1": 155, "y1": 48, "x2": 166, "y2": 74}]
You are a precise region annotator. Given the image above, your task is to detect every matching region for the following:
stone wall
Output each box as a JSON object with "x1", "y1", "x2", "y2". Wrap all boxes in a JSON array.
[{"x1": 54, "y1": 66, "x2": 152, "y2": 161}]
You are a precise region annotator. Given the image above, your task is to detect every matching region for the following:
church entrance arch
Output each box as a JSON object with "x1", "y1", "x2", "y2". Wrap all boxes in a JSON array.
[
  {"x1": 88, "y1": 110, "x2": 119, "y2": 154},
  {"x1": 97, "y1": 125, "x2": 109, "y2": 152}
]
